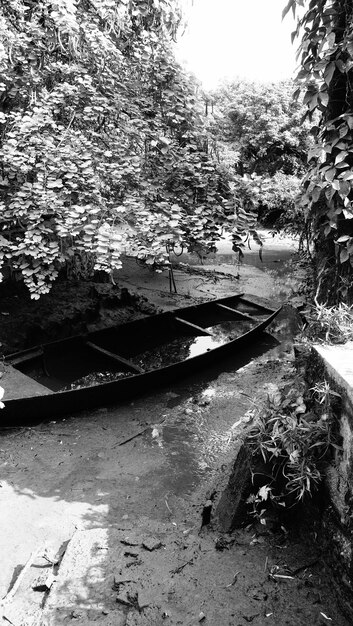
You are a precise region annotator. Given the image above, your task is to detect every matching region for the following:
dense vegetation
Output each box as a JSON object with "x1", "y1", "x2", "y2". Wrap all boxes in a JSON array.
[
  {"x1": 0, "y1": 0, "x2": 235, "y2": 298},
  {"x1": 209, "y1": 80, "x2": 311, "y2": 240},
  {"x1": 285, "y1": 0, "x2": 353, "y2": 303},
  {"x1": 2, "y1": 0, "x2": 353, "y2": 304}
]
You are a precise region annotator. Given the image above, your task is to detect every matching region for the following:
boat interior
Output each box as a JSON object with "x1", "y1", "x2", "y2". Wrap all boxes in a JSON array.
[{"x1": 7, "y1": 295, "x2": 276, "y2": 392}]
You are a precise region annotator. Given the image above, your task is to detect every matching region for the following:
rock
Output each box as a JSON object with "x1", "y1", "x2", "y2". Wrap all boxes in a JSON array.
[
  {"x1": 142, "y1": 537, "x2": 163, "y2": 551},
  {"x1": 121, "y1": 536, "x2": 140, "y2": 547},
  {"x1": 214, "y1": 441, "x2": 252, "y2": 532},
  {"x1": 242, "y1": 611, "x2": 260, "y2": 622},
  {"x1": 116, "y1": 592, "x2": 134, "y2": 608},
  {"x1": 199, "y1": 611, "x2": 206, "y2": 621},
  {"x1": 32, "y1": 571, "x2": 56, "y2": 592}
]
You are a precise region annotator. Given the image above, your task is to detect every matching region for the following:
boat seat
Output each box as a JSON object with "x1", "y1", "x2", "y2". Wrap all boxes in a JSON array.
[
  {"x1": 216, "y1": 303, "x2": 259, "y2": 322},
  {"x1": 174, "y1": 316, "x2": 213, "y2": 336},
  {"x1": 85, "y1": 341, "x2": 144, "y2": 374}
]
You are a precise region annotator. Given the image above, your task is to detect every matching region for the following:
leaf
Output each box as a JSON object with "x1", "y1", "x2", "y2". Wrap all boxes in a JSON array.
[
  {"x1": 319, "y1": 91, "x2": 329, "y2": 107},
  {"x1": 336, "y1": 235, "x2": 350, "y2": 243},
  {"x1": 335, "y1": 151, "x2": 348, "y2": 164},
  {"x1": 335, "y1": 60, "x2": 346, "y2": 73},
  {"x1": 340, "y1": 248, "x2": 349, "y2": 263},
  {"x1": 325, "y1": 168, "x2": 336, "y2": 182},
  {"x1": 295, "y1": 403, "x2": 307, "y2": 414},
  {"x1": 339, "y1": 180, "x2": 350, "y2": 197},
  {"x1": 47, "y1": 179, "x2": 63, "y2": 189},
  {"x1": 267, "y1": 384, "x2": 282, "y2": 407},
  {"x1": 289, "y1": 450, "x2": 300, "y2": 464},
  {"x1": 258, "y1": 485, "x2": 271, "y2": 501},
  {"x1": 282, "y1": 0, "x2": 295, "y2": 19},
  {"x1": 324, "y1": 63, "x2": 335, "y2": 86},
  {"x1": 312, "y1": 186, "x2": 321, "y2": 203}
]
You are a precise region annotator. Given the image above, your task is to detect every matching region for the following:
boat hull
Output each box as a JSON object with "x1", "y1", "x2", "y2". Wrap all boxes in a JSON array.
[{"x1": 1, "y1": 296, "x2": 281, "y2": 426}]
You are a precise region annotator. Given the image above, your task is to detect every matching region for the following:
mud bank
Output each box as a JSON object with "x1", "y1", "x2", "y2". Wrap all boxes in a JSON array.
[
  {"x1": 0, "y1": 346, "x2": 348, "y2": 625},
  {"x1": 0, "y1": 241, "x2": 349, "y2": 625}
]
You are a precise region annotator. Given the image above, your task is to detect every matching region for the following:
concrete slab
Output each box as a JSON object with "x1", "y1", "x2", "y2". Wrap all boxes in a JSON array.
[
  {"x1": 42, "y1": 529, "x2": 125, "y2": 625},
  {"x1": 1, "y1": 547, "x2": 51, "y2": 626},
  {"x1": 2, "y1": 363, "x2": 52, "y2": 400},
  {"x1": 314, "y1": 342, "x2": 353, "y2": 407},
  {"x1": 311, "y1": 343, "x2": 353, "y2": 617}
]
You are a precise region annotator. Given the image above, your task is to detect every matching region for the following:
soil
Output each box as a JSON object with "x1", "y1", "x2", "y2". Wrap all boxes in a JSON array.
[
  {"x1": 0, "y1": 248, "x2": 349, "y2": 625},
  {"x1": 0, "y1": 278, "x2": 156, "y2": 355}
]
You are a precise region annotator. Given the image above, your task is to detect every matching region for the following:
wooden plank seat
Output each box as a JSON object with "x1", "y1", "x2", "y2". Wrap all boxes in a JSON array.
[
  {"x1": 174, "y1": 316, "x2": 213, "y2": 336},
  {"x1": 216, "y1": 303, "x2": 259, "y2": 322},
  {"x1": 85, "y1": 341, "x2": 144, "y2": 374}
]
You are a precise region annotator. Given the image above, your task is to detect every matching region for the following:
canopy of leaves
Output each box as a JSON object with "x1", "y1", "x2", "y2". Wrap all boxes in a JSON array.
[
  {"x1": 211, "y1": 80, "x2": 309, "y2": 176},
  {"x1": 208, "y1": 80, "x2": 311, "y2": 234},
  {"x1": 0, "y1": 0, "x2": 234, "y2": 298}
]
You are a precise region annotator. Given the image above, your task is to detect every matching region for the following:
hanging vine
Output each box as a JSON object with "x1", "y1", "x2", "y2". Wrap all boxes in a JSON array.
[{"x1": 284, "y1": 0, "x2": 353, "y2": 302}]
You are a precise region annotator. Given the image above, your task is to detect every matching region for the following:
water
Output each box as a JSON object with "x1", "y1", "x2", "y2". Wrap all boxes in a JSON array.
[{"x1": 172, "y1": 229, "x2": 298, "y2": 278}]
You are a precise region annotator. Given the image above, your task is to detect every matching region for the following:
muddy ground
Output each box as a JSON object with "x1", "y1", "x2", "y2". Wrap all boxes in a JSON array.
[{"x1": 0, "y1": 243, "x2": 349, "y2": 625}]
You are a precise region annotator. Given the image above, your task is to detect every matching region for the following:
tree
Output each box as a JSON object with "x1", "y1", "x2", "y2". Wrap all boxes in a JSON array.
[
  {"x1": 284, "y1": 0, "x2": 353, "y2": 302},
  {"x1": 211, "y1": 80, "x2": 309, "y2": 177},
  {"x1": 0, "y1": 0, "x2": 233, "y2": 298},
  {"x1": 208, "y1": 80, "x2": 310, "y2": 235}
]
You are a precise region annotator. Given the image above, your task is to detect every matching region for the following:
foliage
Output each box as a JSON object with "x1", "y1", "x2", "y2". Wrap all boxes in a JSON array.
[
  {"x1": 257, "y1": 172, "x2": 303, "y2": 233},
  {"x1": 245, "y1": 381, "x2": 339, "y2": 510},
  {"x1": 0, "y1": 0, "x2": 235, "y2": 298},
  {"x1": 304, "y1": 299, "x2": 353, "y2": 344},
  {"x1": 209, "y1": 79, "x2": 310, "y2": 233},
  {"x1": 284, "y1": 0, "x2": 353, "y2": 302},
  {"x1": 211, "y1": 80, "x2": 309, "y2": 177}
]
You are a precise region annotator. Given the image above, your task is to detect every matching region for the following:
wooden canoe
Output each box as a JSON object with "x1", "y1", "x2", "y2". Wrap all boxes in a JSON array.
[{"x1": 1, "y1": 293, "x2": 281, "y2": 425}]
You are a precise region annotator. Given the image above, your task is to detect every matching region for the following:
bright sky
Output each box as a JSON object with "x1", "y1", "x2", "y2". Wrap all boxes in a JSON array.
[{"x1": 176, "y1": 0, "x2": 300, "y2": 88}]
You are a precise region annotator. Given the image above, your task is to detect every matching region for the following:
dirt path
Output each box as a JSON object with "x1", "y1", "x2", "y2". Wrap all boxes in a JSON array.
[{"x1": 0, "y1": 245, "x2": 349, "y2": 625}]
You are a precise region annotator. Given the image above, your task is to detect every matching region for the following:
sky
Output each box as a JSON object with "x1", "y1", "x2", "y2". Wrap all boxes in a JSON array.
[{"x1": 175, "y1": 0, "x2": 300, "y2": 89}]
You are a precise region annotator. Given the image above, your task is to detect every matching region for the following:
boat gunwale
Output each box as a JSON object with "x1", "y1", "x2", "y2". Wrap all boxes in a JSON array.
[
  {"x1": 4, "y1": 293, "x2": 277, "y2": 362},
  {"x1": 1, "y1": 296, "x2": 282, "y2": 424},
  {"x1": 4, "y1": 306, "x2": 281, "y2": 398}
]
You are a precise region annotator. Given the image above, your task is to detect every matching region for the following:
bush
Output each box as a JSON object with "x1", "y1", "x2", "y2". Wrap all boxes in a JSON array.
[{"x1": 245, "y1": 381, "x2": 340, "y2": 515}]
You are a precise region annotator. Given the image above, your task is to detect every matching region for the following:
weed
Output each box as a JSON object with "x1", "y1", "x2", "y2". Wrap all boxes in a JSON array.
[
  {"x1": 303, "y1": 299, "x2": 353, "y2": 344},
  {"x1": 245, "y1": 381, "x2": 340, "y2": 516}
]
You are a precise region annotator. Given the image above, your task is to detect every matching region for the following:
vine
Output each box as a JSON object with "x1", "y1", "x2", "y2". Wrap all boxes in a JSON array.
[{"x1": 285, "y1": 0, "x2": 353, "y2": 302}]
